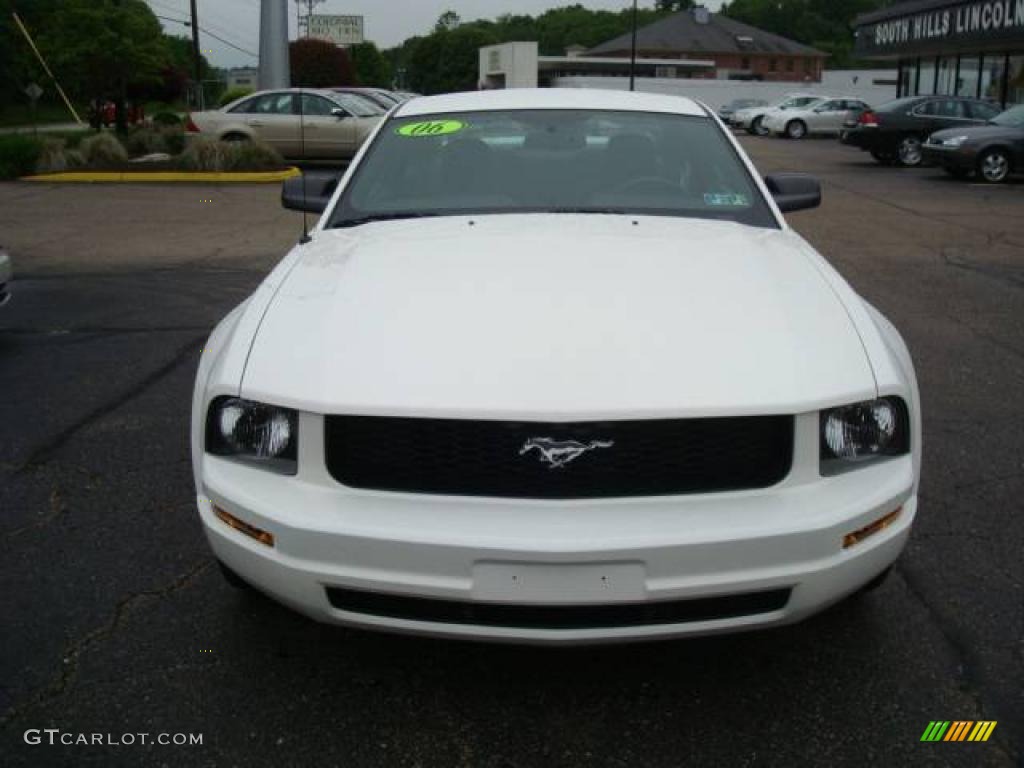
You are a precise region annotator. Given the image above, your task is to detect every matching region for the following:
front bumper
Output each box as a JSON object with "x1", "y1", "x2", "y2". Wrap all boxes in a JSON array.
[
  {"x1": 922, "y1": 143, "x2": 975, "y2": 172},
  {"x1": 198, "y1": 413, "x2": 915, "y2": 644},
  {"x1": 840, "y1": 127, "x2": 882, "y2": 151}
]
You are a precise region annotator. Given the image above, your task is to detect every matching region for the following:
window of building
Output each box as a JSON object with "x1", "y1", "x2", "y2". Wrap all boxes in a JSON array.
[
  {"x1": 936, "y1": 56, "x2": 956, "y2": 95},
  {"x1": 1008, "y1": 55, "x2": 1024, "y2": 105},
  {"x1": 741, "y1": 57, "x2": 750, "y2": 69},
  {"x1": 786, "y1": 58, "x2": 794, "y2": 72},
  {"x1": 804, "y1": 58, "x2": 813, "y2": 74},
  {"x1": 769, "y1": 58, "x2": 777, "y2": 72},
  {"x1": 918, "y1": 58, "x2": 936, "y2": 95},
  {"x1": 980, "y1": 55, "x2": 1007, "y2": 103},
  {"x1": 956, "y1": 55, "x2": 980, "y2": 99},
  {"x1": 898, "y1": 60, "x2": 914, "y2": 97}
]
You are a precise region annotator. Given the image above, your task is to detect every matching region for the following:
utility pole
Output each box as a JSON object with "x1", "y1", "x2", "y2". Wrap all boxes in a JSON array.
[
  {"x1": 629, "y1": 0, "x2": 638, "y2": 92},
  {"x1": 259, "y1": 0, "x2": 291, "y2": 89},
  {"x1": 190, "y1": 0, "x2": 203, "y2": 109}
]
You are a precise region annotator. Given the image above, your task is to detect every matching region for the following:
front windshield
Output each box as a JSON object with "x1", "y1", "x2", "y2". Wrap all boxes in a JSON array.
[
  {"x1": 329, "y1": 92, "x2": 383, "y2": 117},
  {"x1": 992, "y1": 105, "x2": 1024, "y2": 126},
  {"x1": 329, "y1": 109, "x2": 776, "y2": 229}
]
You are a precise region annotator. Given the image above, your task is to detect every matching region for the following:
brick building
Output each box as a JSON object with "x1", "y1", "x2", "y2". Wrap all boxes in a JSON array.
[{"x1": 586, "y1": 5, "x2": 828, "y2": 83}]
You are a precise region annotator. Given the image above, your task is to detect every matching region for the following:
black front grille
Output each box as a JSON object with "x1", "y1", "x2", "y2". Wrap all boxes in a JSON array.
[
  {"x1": 324, "y1": 415, "x2": 792, "y2": 499},
  {"x1": 325, "y1": 586, "x2": 792, "y2": 629}
]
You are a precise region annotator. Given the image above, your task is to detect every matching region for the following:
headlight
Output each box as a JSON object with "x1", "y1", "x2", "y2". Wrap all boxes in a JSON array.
[
  {"x1": 940, "y1": 135, "x2": 969, "y2": 147},
  {"x1": 820, "y1": 397, "x2": 909, "y2": 471},
  {"x1": 206, "y1": 396, "x2": 298, "y2": 473}
]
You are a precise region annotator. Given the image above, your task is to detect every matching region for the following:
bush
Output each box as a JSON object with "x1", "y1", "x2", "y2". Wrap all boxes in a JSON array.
[
  {"x1": 0, "y1": 134, "x2": 43, "y2": 179},
  {"x1": 152, "y1": 111, "x2": 182, "y2": 126},
  {"x1": 64, "y1": 149, "x2": 86, "y2": 169},
  {"x1": 219, "y1": 87, "x2": 254, "y2": 107},
  {"x1": 80, "y1": 132, "x2": 129, "y2": 168},
  {"x1": 35, "y1": 138, "x2": 69, "y2": 173},
  {"x1": 176, "y1": 136, "x2": 228, "y2": 171},
  {"x1": 176, "y1": 136, "x2": 285, "y2": 171},
  {"x1": 122, "y1": 125, "x2": 184, "y2": 157},
  {"x1": 224, "y1": 139, "x2": 284, "y2": 171}
]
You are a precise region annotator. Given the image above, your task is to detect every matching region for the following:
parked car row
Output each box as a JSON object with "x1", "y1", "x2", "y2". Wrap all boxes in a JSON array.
[
  {"x1": 841, "y1": 96, "x2": 1021, "y2": 182},
  {"x1": 724, "y1": 90, "x2": 1020, "y2": 184},
  {"x1": 186, "y1": 87, "x2": 419, "y2": 162}
]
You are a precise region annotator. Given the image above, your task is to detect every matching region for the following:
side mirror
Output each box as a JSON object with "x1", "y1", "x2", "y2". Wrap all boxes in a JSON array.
[
  {"x1": 764, "y1": 173, "x2": 821, "y2": 213},
  {"x1": 330, "y1": 108, "x2": 347, "y2": 119},
  {"x1": 281, "y1": 173, "x2": 340, "y2": 214}
]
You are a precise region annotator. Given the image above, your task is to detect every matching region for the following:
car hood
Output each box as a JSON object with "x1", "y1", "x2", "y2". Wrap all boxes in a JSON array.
[
  {"x1": 930, "y1": 124, "x2": 1020, "y2": 142},
  {"x1": 240, "y1": 215, "x2": 877, "y2": 419}
]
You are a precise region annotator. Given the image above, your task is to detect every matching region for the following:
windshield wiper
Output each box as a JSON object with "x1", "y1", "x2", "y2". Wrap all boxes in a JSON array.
[{"x1": 334, "y1": 212, "x2": 440, "y2": 228}]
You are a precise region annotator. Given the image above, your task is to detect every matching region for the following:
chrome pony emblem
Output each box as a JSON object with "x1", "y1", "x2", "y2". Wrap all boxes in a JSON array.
[{"x1": 519, "y1": 437, "x2": 614, "y2": 469}]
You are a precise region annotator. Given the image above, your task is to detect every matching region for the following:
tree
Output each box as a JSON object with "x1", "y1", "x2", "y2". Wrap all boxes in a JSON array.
[
  {"x1": 350, "y1": 42, "x2": 392, "y2": 88},
  {"x1": 408, "y1": 25, "x2": 498, "y2": 94},
  {"x1": 35, "y1": 0, "x2": 167, "y2": 131},
  {"x1": 720, "y1": 0, "x2": 890, "y2": 68},
  {"x1": 434, "y1": 10, "x2": 461, "y2": 33},
  {"x1": 289, "y1": 39, "x2": 356, "y2": 87},
  {"x1": 655, "y1": 0, "x2": 694, "y2": 10}
]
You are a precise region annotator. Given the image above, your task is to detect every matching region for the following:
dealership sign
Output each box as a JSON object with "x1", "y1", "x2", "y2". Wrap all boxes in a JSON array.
[
  {"x1": 856, "y1": 0, "x2": 1024, "y2": 54},
  {"x1": 307, "y1": 14, "x2": 364, "y2": 46}
]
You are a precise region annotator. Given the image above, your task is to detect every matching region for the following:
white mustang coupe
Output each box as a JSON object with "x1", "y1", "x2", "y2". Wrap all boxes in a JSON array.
[{"x1": 192, "y1": 89, "x2": 920, "y2": 644}]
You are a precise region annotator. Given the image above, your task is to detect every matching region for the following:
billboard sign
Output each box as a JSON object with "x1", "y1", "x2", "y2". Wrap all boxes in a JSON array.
[{"x1": 307, "y1": 14, "x2": 364, "y2": 46}]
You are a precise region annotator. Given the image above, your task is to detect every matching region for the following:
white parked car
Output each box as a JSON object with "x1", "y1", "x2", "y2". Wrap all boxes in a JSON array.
[
  {"x1": 0, "y1": 247, "x2": 11, "y2": 306},
  {"x1": 763, "y1": 98, "x2": 871, "y2": 139},
  {"x1": 187, "y1": 88, "x2": 383, "y2": 161},
  {"x1": 192, "y1": 89, "x2": 920, "y2": 644},
  {"x1": 732, "y1": 93, "x2": 824, "y2": 135}
]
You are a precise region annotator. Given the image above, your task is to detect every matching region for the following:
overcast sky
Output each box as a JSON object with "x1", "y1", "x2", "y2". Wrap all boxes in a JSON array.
[{"x1": 145, "y1": 0, "x2": 722, "y2": 69}]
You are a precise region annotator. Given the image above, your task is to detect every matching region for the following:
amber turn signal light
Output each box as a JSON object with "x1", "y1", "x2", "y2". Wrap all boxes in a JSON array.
[
  {"x1": 842, "y1": 507, "x2": 902, "y2": 549},
  {"x1": 214, "y1": 505, "x2": 275, "y2": 547}
]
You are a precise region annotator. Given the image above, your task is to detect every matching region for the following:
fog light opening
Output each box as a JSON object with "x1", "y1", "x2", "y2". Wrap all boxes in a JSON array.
[
  {"x1": 842, "y1": 507, "x2": 902, "y2": 549},
  {"x1": 213, "y1": 505, "x2": 275, "y2": 547}
]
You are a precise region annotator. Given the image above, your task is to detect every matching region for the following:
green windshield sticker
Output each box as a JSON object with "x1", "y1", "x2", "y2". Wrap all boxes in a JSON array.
[
  {"x1": 704, "y1": 192, "x2": 750, "y2": 207},
  {"x1": 396, "y1": 120, "x2": 466, "y2": 137}
]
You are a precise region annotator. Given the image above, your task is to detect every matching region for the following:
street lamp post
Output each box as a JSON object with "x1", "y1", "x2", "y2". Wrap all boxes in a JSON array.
[
  {"x1": 629, "y1": 0, "x2": 638, "y2": 92},
  {"x1": 189, "y1": 0, "x2": 203, "y2": 108}
]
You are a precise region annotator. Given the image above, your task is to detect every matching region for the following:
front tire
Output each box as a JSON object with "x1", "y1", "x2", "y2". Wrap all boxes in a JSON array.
[
  {"x1": 221, "y1": 132, "x2": 250, "y2": 144},
  {"x1": 897, "y1": 135, "x2": 923, "y2": 167},
  {"x1": 750, "y1": 116, "x2": 768, "y2": 136},
  {"x1": 785, "y1": 120, "x2": 807, "y2": 140},
  {"x1": 977, "y1": 148, "x2": 1011, "y2": 183}
]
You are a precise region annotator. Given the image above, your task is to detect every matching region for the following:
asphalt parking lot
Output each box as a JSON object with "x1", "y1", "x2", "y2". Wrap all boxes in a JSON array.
[{"x1": 1, "y1": 135, "x2": 1021, "y2": 767}]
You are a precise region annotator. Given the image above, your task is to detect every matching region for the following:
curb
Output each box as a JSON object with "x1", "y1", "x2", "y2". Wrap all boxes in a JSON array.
[{"x1": 20, "y1": 167, "x2": 302, "y2": 183}]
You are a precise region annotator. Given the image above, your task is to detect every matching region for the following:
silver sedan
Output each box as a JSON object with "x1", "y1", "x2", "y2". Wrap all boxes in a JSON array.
[{"x1": 188, "y1": 88, "x2": 383, "y2": 161}]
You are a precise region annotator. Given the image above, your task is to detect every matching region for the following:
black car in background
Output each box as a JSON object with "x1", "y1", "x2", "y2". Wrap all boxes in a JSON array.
[
  {"x1": 840, "y1": 95, "x2": 1002, "y2": 167},
  {"x1": 717, "y1": 98, "x2": 767, "y2": 125},
  {"x1": 923, "y1": 104, "x2": 1024, "y2": 183}
]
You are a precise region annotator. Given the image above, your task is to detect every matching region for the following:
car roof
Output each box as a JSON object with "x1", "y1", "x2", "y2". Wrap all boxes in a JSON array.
[{"x1": 395, "y1": 88, "x2": 708, "y2": 118}]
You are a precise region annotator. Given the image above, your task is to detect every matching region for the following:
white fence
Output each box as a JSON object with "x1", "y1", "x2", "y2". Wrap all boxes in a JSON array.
[{"x1": 552, "y1": 70, "x2": 899, "y2": 110}]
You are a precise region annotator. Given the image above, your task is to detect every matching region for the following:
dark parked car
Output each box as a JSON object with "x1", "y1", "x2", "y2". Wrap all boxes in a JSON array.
[
  {"x1": 840, "y1": 95, "x2": 1002, "y2": 167},
  {"x1": 923, "y1": 104, "x2": 1024, "y2": 183},
  {"x1": 717, "y1": 98, "x2": 767, "y2": 125}
]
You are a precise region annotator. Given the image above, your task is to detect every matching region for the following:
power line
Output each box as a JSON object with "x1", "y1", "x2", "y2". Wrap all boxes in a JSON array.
[{"x1": 152, "y1": 13, "x2": 258, "y2": 57}]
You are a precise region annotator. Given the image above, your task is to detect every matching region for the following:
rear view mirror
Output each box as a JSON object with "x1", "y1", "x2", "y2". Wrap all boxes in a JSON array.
[
  {"x1": 764, "y1": 173, "x2": 821, "y2": 213},
  {"x1": 330, "y1": 108, "x2": 346, "y2": 119},
  {"x1": 281, "y1": 172, "x2": 340, "y2": 214}
]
